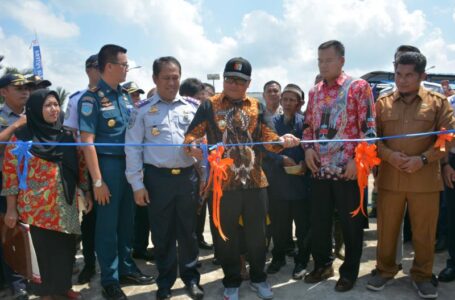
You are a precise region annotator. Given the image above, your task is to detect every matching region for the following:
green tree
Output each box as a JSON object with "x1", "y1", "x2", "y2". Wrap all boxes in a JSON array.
[
  {"x1": 2, "y1": 66, "x2": 33, "y2": 76},
  {"x1": 55, "y1": 86, "x2": 70, "y2": 106}
]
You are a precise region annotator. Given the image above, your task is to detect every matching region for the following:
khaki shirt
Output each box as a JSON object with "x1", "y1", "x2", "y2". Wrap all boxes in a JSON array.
[{"x1": 376, "y1": 87, "x2": 455, "y2": 192}]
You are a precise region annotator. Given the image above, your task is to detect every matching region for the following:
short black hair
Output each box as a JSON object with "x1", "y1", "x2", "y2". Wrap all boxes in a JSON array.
[
  {"x1": 179, "y1": 78, "x2": 204, "y2": 97},
  {"x1": 153, "y1": 56, "x2": 181, "y2": 76},
  {"x1": 394, "y1": 45, "x2": 420, "y2": 61},
  {"x1": 203, "y1": 82, "x2": 215, "y2": 94},
  {"x1": 263, "y1": 80, "x2": 281, "y2": 92},
  {"x1": 318, "y1": 40, "x2": 345, "y2": 57},
  {"x1": 98, "y1": 44, "x2": 127, "y2": 73},
  {"x1": 395, "y1": 45, "x2": 420, "y2": 54},
  {"x1": 395, "y1": 52, "x2": 427, "y2": 74}
]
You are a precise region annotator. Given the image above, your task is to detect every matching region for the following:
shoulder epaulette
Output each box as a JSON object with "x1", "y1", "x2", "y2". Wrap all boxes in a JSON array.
[
  {"x1": 136, "y1": 98, "x2": 151, "y2": 109},
  {"x1": 428, "y1": 90, "x2": 446, "y2": 99},
  {"x1": 378, "y1": 90, "x2": 395, "y2": 100},
  {"x1": 182, "y1": 96, "x2": 200, "y2": 107},
  {"x1": 69, "y1": 90, "x2": 82, "y2": 99}
]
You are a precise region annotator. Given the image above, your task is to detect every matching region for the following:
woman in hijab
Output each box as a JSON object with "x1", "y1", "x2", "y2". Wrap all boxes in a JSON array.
[{"x1": 2, "y1": 89, "x2": 92, "y2": 300}]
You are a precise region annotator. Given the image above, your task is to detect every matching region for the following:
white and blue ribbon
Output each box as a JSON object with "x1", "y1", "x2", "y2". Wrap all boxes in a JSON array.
[
  {"x1": 3, "y1": 128, "x2": 454, "y2": 187},
  {"x1": 11, "y1": 140, "x2": 33, "y2": 190}
]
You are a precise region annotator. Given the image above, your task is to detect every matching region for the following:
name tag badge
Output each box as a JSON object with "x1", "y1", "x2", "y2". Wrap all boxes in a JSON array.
[{"x1": 100, "y1": 106, "x2": 116, "y2": 111}]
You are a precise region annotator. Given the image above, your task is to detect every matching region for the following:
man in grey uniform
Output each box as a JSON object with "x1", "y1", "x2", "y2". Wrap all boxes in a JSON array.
[{"x1": 125, "y1": 56, "x2": 203, "y2": 300}]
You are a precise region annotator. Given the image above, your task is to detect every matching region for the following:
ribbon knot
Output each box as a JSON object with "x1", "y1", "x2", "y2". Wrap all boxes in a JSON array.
[
  {"x1": 351, "y1": 142, "x2": 381, "y2": 218},
  {"x1": 11, "y1": 140, "x2": 33, "y2": 190},
  {"x1": 434, "y1": 127, "x2": 454, "y2": 152},
  {"x1": 204, "y1": 144, "x2": 233, "y2": 241}
]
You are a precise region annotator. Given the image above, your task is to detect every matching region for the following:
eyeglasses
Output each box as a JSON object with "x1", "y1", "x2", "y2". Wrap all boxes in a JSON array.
[
  {"x1": 224, "y1": 77, "x2": 248, "y2": 86},
  {"x1": 110, "y1": 61, "x2": 129, "y2": 69}
]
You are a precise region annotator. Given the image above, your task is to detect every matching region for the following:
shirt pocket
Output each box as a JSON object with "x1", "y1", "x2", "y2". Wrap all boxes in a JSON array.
[
  {"x1": 100, "y1": 109, "x2": 122, "y2": 131},
  {"x1": 144, "y1": 117, "x2": 167, "y2": 139},
  {"x1": 380, "y1": 111, "x2": 399, "y2": 135},
  {"x1": 101, "y1": 109, "x2": 120, "y2": 119},
  {"x1": 381, "y1": 111, "x2": 399, "y2": 122},
  {"x1": 414, "y1": 107, "x2": 436, "y2": 132},
  {"x1": 177, "y1": 114, "x2": 192, "y2": 128},
  {"x1": 414, "y1": 108, "x2": 436, "y2": 122}
]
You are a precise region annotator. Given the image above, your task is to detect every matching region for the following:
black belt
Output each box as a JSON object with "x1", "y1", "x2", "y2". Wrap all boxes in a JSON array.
[{"x1": 145, "y1": 164, "x2": 193, "y2": 176}]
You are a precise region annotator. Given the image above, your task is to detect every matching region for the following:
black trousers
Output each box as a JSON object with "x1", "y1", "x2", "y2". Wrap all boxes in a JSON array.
[
  {"x1": 80, "y1": 205, "x2": 96, "y2": 267},
  {"x1": 195, "y1": 172, "x2": 215, "y2": 244},
  {"x1": 196, "y1": 201, "x2": 208, "y2": 242},
  {"x1": 269, "y1": 195, "x2": 311, "y2": 266},
  {"x1": 215, "y1": 188, "x2": 268, "y2": 288},
  {"x1": 310, "y1": 179, "x2": 365, "y2": 280},
  {"x1": 144, "y1": 165, "x2": 200, "y2": 290},
  {"x1": 133, "y1": 205, "x2": 151, "y2": 253},
  {"x1": 445, "y1": 154, "x2": 455, "y2": 268},
  {"x1": 29, "y1": 226, "x2": 77, "y2": 296}
]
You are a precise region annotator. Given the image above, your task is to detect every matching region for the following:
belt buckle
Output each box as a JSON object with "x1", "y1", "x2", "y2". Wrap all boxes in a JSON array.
[{"x1": 171, "y1": 168, "x2": 181, "y2": 175}]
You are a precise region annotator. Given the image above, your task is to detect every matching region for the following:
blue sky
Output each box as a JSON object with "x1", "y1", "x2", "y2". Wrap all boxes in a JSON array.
[{"x1": 1, "y1": 0, "x2": 455, "y2": 96}]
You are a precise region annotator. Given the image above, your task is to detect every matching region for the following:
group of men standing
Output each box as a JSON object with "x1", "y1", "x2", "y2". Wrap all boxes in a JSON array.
[{"x1": 1, "y1": 38, "x2": 455, "y2": 300}]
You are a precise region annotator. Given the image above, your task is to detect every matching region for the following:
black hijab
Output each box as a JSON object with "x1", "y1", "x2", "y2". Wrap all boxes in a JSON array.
[{"x1": 15, "y1": 89, "x2": 78, "y2": 205}]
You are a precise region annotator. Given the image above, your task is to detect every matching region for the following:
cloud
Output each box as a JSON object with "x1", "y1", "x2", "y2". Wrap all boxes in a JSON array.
[
  {"x1": 0, "y1": 24, "x2": 89, "y2": 98},
  {"x1": 230, "y1": 0, "x2": 433, "y2": 91},
  {"x1": 0, "y1": 27, "x2": 33, "y2": 70},
  {"x1": 3, "y1": 0, "x2": 455, "y2": 96},
  {"x1": 0, "y1": 0, "x2": 79, "y2": 38},
  {"x1": 52, "y1": 0, "x2": 239, "y2": 92},
  {"x1": 420, "y1": 28, "x2": 455, "y2": 74}
]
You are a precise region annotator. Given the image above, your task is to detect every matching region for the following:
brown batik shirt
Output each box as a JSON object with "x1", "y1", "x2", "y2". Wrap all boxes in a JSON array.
[{"x1": 184, "y1": 93, "x2": 283, "y2": 191}]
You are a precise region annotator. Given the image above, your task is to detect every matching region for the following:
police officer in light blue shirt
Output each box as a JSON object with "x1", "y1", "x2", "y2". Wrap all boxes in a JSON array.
[
  {"x1": 125, "y1": 56, "x2": 203, "y2": 300},
  {"x1": 78, "y1": 44, "x2": 153, "y2": 300}
]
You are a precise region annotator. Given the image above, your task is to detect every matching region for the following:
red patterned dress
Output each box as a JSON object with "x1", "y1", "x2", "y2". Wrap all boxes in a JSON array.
[{"x1": 2, "y1": 136, "x2": 90, "y2": 234}]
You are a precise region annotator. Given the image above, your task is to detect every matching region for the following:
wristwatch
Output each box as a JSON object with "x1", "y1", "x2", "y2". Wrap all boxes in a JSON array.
[
  {"x1": 420, "y1": 155, "x2": 428, "y2": 165},
  {"x1": 93, "y1": 179, "x2": 103, "y2": 188}
]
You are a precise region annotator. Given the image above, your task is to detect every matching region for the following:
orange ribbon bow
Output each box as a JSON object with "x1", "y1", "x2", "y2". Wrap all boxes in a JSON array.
[
  {"x1": 351, "y1": 142, "x2": 381, "y2": 218},
  {"x1": 434, "y1": 127, "x2": 454, "y2": 152},
  {"x1": 205, "y1": 145, "x2": 233, "y2": 241}
]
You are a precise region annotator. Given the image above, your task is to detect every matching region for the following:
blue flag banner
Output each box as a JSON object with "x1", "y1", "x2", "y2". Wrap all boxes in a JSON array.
[{"x1": 32, "y1": 40, "x2": 43, "y2": 77}]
